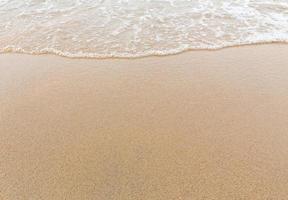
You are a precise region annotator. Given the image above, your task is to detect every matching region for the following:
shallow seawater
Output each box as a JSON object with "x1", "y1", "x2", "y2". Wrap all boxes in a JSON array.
[{"x1": 0, "y1": 0, "x2": 288, "y2": 58}]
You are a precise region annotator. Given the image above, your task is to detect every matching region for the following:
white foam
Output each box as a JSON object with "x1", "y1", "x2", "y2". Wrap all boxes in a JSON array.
[{"x1": 1, "y1": 0, "x2": 288, "y2": 58}]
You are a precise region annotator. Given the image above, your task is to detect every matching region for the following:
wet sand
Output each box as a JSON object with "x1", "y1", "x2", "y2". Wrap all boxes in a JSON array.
[{"x1": 1, "y1": 44, "x2": 288, "y2": 199}]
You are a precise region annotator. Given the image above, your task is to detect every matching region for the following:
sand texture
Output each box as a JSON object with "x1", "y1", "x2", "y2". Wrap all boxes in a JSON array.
[{"x1": 1, "y1": 44, "x2": 288, "y2": 199}]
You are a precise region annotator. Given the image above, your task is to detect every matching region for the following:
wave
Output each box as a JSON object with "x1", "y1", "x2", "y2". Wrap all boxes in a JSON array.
[{"x1": 1, "y1": 0, "x2": 288, "y2": 58}]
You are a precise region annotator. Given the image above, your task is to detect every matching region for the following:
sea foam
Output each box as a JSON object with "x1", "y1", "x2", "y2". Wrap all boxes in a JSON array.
[{"x1": 1, "y1": 0, "x2": 288, "y2": 58}]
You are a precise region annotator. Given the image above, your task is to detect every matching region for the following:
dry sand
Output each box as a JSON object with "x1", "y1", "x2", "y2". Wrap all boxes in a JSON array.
[{"x1": 1, "y1": 44, "x2": 288, "y2": 200}]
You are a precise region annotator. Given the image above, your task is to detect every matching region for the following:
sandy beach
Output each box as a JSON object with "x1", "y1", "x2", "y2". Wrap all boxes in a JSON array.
[{"x1": 1, "y1": 44, "x2": 288, "y2": 199}]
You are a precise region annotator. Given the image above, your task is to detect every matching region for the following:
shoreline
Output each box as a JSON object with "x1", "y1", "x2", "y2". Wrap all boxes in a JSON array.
[{"x1": 1, "y1": 40, "x2": 288, "y2": 59}]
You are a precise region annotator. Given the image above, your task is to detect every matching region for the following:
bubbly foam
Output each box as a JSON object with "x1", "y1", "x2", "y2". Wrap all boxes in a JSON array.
[{"x1": 1, "y1": 0, "x2": 288, "y2": 58}]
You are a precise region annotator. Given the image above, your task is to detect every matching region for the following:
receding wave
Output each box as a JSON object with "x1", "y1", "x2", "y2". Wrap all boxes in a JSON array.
[{"x1": 1, "y1": 0, "x2": 288, "y2": 58}]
